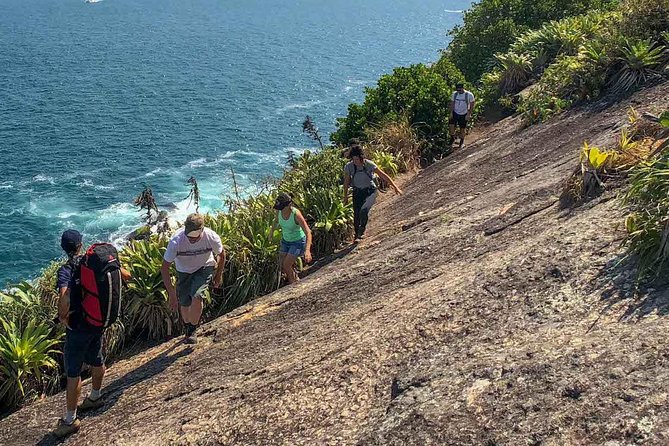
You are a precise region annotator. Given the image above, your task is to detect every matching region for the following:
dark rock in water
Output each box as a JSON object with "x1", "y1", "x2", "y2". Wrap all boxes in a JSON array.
[
  {"x1": 159, "y1": 202, "x2": 178, "y2": 211},
  {"x1": 127, "y1": 225, "x2": 152, "y2": 241}
]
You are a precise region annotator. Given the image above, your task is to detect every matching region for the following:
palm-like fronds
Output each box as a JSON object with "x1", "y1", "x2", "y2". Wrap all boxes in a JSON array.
[
  {"x1": 495, "y1": 52, "x2": 533, "y2": 95},
  {"x1": 623, "y1": 148, "x2": 669, "y2": 277},
  {"x1": 298, "y1": 187, "x2": 352, "y2": 256},
  {"x1": 0, "y1": 318, "x2": 62, "y2": 410},
  {"x1": 121, "y1": 237, "x2": 179, "y2": 340},
  {"x1": 610, "y1": 39, "x2": 666, "y2": 93}
]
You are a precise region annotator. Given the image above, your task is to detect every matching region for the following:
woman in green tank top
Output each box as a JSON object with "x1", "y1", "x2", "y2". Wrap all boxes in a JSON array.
[{"x1": 270, "y1": 192, "x2": 313, "y2": 285}]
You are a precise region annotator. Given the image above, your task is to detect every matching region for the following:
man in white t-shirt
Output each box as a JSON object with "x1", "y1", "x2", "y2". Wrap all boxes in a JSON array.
[
  {"x1": 161, "y1": 213, "x2": 225, "y2": 344},
  {"x1": 449, "y1": 83, "x2": 475, "y2": 149}
]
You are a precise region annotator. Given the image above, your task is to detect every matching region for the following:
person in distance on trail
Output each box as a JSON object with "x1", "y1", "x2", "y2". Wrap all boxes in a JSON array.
[
  {"x1": 54, "y1": 230, "x2": 131, "y2": 439},
  {"x1": 269, "y1": 192, "x2": 313, "y2": 285},
  {"x1": 448, "y1": 82, "x2": 476, "y2": 149},
  {"x1": 161, "y1": 213, "x2": 225, "y2": 345},
  {"x1": 343, "y1": 144, "x2": 402, "y2": 242}
]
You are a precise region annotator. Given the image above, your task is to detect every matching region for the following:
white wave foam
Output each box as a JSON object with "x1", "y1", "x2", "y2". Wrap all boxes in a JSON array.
[
  {"x1": 444, "y1": 9, "x2": 463, "y2": 13},
  {"x1": 32, "y1": 174, "x2": 55, "y2": 185},
  {"x1": 186, "y1": 158, "x2": 208, "y2": 168},
  {"x1": 144, "y1": 168, "x2": 162, "y2": 177},
  {"x1": 181, "y1": 150, "x2": 253, "y2": 170},
  {"x1": 57, "y1": 211, "x2": 78, "y2": 219},
  {"x1": 275, "y1": 100, "x2": 322, "y2": 115},
  {"x1": 0, "y1": 209, "x2": 24, "y2": 217},
  {"x1": 0, "y1": 182, "x2": 13, "y2": 190},
  {"x1": 77, "y1": 178, "x2": 115, "y2": 190}
]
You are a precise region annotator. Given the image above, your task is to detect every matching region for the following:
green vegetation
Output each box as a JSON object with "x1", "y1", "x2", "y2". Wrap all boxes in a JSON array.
[
  {"x1": 444, "y1": 0, "x2": 619, "y2": 82},
  {"x1": 0, "y1": 318, "x2": 61, "y2": 411},
  {"x1": 0, "y1": 139, "x2": 415, "y2": 413},
  {"x1": 331, "y1": 64, "x2": 465, "y2": 152},
  {"x1": 623, "y1": 111, "x2": 669, "y2": 278},
  {"x1": 477, "y1": 0, "x2": 669, "y2": 124},
  {"x1": 2, "y1": 0, "x2": 668, "y2": 416}
]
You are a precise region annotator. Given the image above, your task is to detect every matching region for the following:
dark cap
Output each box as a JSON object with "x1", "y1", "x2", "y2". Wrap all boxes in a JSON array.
[
  {"x1": 456, "y1": 82, "x2": 465, "y2": 89},
  {"x1": 60, "y1": 229, "x2": 82, "y2": 254}
]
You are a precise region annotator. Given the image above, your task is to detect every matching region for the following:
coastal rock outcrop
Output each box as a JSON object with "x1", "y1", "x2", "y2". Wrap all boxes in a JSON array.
[{"x1": 2, "y1": 82, "x2": 669, "y2": 446}]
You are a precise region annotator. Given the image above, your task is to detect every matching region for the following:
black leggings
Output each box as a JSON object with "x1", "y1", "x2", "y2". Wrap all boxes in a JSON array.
[{"x1": 352, "y1": 188, "x2": 378, "y2": 238}]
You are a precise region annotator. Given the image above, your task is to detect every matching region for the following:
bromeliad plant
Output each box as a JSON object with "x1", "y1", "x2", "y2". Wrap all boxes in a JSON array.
[
  {"x1": 0, "y1": 318, "x2": 62, "y2": 411},
  {"x1": 610, "y1": 39, "x2": 667, "y2": 93},
  {"x1": 622, "y1": 112, "x2": 669, "y2": 278},
  {"x1": 297, "y1": 186, "x2": 352, "y2": 257},
  {"x1": 121, "y1": 236, "x2": 180, "y2": 340}
]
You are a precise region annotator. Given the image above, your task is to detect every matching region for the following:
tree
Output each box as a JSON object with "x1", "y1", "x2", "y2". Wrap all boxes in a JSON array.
[
  {"x1": 331, "y1": 64, "x2": 454, "y2": 148},
  {"x1": 302, "y1": 116, "x2": 324, "y2": 149},
  {"x1": 134, "y1": 185, "x2": 159, "y2": 224}
]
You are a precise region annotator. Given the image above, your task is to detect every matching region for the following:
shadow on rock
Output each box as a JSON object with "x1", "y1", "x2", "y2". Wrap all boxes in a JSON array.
[
  {"x1": 593, "y1": 254, "x2": 669, "y2": 323},
  {"x1": 36, "y1": 343, "x2": 192, "y2": 446}
]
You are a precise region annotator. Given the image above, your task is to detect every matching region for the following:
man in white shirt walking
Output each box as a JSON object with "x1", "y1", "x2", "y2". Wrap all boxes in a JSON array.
[
  {"x1": 449, "y1": 83, "x2": 476, "y2": 149},
  {"x1": 161, "y1": 213, "x2": 225, "y2": 344}
]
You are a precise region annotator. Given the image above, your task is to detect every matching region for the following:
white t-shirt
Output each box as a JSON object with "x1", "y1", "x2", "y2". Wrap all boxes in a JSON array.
[
  {"x1": 452, "y1": 90, "x2": 475, "y2": 115},
  {"x1": 164, "y1": 227, "x2": 223, "y2": 274}
]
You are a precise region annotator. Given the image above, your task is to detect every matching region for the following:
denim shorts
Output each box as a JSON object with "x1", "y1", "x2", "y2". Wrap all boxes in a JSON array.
[
  {"x1": 64, "y1": 328, "x2": 104, "y2": 378},
  {"x1": 279, "y1": 237, "x2": 306, "y2": 257},
  {"x1": 176, "y1": 266, "x2": 214, "y2": 307}
]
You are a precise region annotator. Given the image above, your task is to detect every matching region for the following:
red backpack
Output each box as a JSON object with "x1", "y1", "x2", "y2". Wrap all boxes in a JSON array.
[{"x1": 79, "y1": 243, "x2": 122, "y2": 329}]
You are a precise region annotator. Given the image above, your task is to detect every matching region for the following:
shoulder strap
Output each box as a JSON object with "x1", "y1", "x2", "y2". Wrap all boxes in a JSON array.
[{"x1": 361, "y1": 161, "x2": 374, "y2": 180}]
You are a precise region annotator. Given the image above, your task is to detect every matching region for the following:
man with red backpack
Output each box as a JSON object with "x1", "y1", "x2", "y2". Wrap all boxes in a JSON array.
[{"x1": 53, "y1": 230, "x2": 131, "y2": 438}]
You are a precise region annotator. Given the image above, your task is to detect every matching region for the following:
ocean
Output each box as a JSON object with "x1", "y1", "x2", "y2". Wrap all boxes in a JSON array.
[{"x1": 0, "y1": 0, "x2": 468, "y2": 285}]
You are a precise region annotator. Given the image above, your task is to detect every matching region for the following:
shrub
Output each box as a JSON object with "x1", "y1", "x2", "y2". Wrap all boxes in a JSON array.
[
  {"x1": 0, "y1": 282, "x2": 55, "y2": 330},
  {"x1": 446, "y1": 0, "x2": 618, "y2": 82},
  {"x1": 121, "y1": 237, "x2": 179, "y2": 340},
  {"x1": 518, "y1": 50, "x2": 608, "y2": 123},
  {"x1": 619, "y1": 0, "x2": 669, "y2": 41},
  {"x1": 609, "y1": 38, "x2": 667, "y2": 93},
  {"x1": 0, "y1": 318, "x2": 62, "y2": 412},
  {"x1": 495, "y1": 52, "x2": 534, "y2": 95},
  {"x1": 331, "y1": 64, "x2": 454, "y2": 148},
  {"x1": 207, "y1": 193, "x2": 282, "y2": 314},
  {"x1": 365, "y1": 118, "x2": 423, "y2": 172},
  {"x1": 297, "y1": 187, "x2": 352, "y2": 257},
  {"x1": 620, "y1": 114, "x2": 669, "y2": 278},
  {"x1": 480, "y1": 11, "x2": 616, "y2": 109},
  {"x1": 431, "y1": 56, "x2": 467, "y2": 86},
  {"x1": 369, "y1": 150, "x2": 399, "y2": 178}
]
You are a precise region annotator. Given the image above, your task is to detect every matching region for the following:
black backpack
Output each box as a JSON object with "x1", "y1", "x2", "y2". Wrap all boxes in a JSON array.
[{"x1": 77, "y1": 243, "x2": 122, "y2": 330}]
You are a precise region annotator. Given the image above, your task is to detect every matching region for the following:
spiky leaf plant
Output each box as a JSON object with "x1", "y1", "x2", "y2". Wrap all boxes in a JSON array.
[
  {"x1": 610, "y1": 39, "x2": 666, "y2": 93},
  {"x1": 0, "y1": 318, "x2": 61, "y2": 411}
]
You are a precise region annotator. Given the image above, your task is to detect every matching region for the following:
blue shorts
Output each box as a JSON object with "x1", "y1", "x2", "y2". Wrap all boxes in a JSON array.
[
  {"x1": 279, "y1": 237, "x2": 306, "y2": 257},
  {"x1": 64, "y1": 328, "x2": 104, "y2": 378}
]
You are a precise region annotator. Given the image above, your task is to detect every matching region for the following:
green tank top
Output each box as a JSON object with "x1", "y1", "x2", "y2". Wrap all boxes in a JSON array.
[{"x1": 278, "y1": 208, "x2": 306, "y2": 242}]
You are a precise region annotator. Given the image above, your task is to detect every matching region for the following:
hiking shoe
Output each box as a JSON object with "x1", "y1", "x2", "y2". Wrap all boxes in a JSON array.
[
  {"x1": 184, "y1": 332, "x2": 198, "y2": 345},
  {"x1": 78, "y1": 395, "x2": 104, "y2": 412},
  {"x1": 54, "y1": 418, "x2": 81, "y2": 438},
  {"x1": 459, "y1": 140, "x2": 465, "y2": 148},
  {"x1": 183, "y1": 323, "x2": 194, "y2": 339}
]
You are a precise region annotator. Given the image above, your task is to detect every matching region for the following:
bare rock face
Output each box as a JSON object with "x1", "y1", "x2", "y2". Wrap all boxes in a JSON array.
[{"x1": 3, "y1": 83, "x2": 669, "y2": 445}]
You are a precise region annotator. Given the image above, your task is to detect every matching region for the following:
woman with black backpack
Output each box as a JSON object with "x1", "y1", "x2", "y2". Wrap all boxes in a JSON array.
[{"x1": 343, "y1": 144, "x2": 402, "y2": 242}]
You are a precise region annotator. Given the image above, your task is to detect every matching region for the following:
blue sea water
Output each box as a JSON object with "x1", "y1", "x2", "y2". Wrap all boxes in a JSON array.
[{"x1": 0, "y1": 0, "x2": 468, "y2": 285}]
